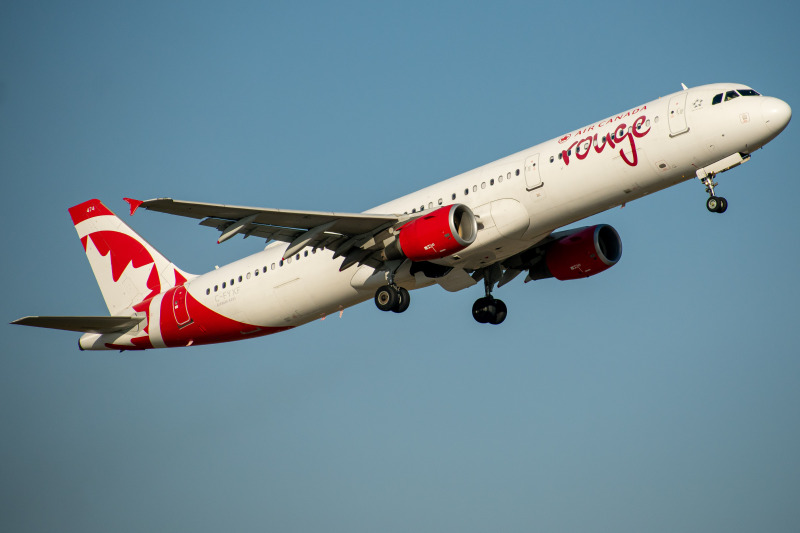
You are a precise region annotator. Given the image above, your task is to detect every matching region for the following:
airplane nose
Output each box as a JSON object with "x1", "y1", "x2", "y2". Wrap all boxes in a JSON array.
[{"x1": 762, "y1": 97, "x2": 792, "y2": 132}]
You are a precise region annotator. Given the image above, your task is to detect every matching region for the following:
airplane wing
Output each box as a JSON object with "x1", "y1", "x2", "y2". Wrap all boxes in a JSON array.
[
  {"x1": 11, "y1": 316, "x2": 144, "y2": 334},
  {"x1": 127, "y1": 197, "x2": 407, "y2": 269}
]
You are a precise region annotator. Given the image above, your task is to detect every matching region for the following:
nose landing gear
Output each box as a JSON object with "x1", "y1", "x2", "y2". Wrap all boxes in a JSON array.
[
  {"x1": 699, "y1": 172, "x2": 727, "y2": 213},
  {"x1": 706, "y1": 195, "x2": 728, "y2": 213}
]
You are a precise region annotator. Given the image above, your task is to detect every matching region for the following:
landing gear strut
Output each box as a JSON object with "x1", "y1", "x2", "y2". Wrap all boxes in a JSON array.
[
  {"x1": 699, "y1": 173, "x2": 727, "y2": 213},
  {"x1": 472, "y1": 267, "x2": 507, "y2": 325}
]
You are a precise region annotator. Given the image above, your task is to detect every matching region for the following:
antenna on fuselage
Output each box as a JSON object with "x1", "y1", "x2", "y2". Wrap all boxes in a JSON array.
[{"x1": 681, "y1": 83, "x2": 688, "y2": 90}]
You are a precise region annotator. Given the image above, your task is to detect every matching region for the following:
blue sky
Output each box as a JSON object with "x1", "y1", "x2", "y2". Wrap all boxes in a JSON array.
[{"x1": 2, "y1": 1, "x2": 799, "y2": 532}]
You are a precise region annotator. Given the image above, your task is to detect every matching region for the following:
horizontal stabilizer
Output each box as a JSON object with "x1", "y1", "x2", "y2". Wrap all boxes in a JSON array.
[{"x1": 11, "y1": 315, "x2": 143, "y2": 334}]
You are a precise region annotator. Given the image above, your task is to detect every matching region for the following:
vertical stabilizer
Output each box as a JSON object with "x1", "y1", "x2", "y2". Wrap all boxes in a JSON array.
[{"x1": 69, "y1": 199, "x2": 194, "y2": 315}]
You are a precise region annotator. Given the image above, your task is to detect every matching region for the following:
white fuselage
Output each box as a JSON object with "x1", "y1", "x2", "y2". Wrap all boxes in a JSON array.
[{"x1": 74, "y1": 83, "x2": 790, "y2": 349}]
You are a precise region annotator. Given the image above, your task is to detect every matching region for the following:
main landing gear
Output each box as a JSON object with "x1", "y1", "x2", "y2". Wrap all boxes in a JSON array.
[
  {"x1": 472, "y1": 296, "x2": 507, "y2": 325},
  {"x1": 374, "y1": 284, "x2": 410, "y2": 313},
  {"x1": 472, "y1": 268, "x2": 507, "y2": 325},
  {"x1": 699, "y1": 173, "x2": 727, "y2": 214}
]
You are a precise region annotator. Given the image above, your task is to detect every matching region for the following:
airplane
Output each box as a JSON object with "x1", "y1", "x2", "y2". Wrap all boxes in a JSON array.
[{"x1": 12, "y1": 83, "x2": 791, "y2": 350}]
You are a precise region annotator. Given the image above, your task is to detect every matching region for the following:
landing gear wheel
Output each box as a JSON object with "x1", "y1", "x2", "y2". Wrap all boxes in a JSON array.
[
  {"x1": 706, "y1": 196, "x2": 728, "y2": 213},
  {"x1": 489, "y1": 299, "x2": 507, "y2": 325},
  {"x1": 472, "y1": 297, "x2": 506, "y2": 325},
  {"x1": 375, "y1": 285, "x2": 399, "y2": 312},
  {"x1": 472, "y1": 297, "x2": 494, "y2": 324},
  {"x1": 392, "y1": 287, "x2": 411, "y2": 313}
]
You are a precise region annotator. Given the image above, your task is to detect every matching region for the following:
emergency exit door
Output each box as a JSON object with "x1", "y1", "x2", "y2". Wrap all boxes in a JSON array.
[{"x1": 524, "y1": 153, "x2": 543, "y2": 190}]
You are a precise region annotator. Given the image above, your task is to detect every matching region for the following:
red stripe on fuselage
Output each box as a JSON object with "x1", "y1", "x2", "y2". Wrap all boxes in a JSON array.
[{"x1": 158, "y1": 287, "x2": 291, "y2": 347}]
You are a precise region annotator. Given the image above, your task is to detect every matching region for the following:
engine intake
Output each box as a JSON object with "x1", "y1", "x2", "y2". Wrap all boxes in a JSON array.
[{"x1": 385, "y1": 204, "x2": 478, "y2": 262}]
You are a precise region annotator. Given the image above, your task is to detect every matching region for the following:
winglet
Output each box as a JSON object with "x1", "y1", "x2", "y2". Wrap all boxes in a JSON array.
[{"x1": 123, "y1": 198, "x2": 143, "y2": 216}]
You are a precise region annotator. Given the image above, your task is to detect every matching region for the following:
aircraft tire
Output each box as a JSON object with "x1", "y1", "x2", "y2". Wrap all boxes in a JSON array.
[
  {"x1": 707, "y1": 196, "x2": 728, "y2": 213},
  {"x1": 392, "y1": 287, "x2": 411, "y2": 313},
  {"x1": 375, "y1": 285, "x2": 399, "y2": 312},
  {"x1": 489, "y1": 299, "x2": 507, "y2": 325},
  {"x1": 472, "y1": 297, "x2": 494, "y2": 324}
]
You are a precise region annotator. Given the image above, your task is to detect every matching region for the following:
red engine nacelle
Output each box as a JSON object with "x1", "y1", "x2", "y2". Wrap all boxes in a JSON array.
[
  {"x1": 385, "y1": 204, "x2": 478, "y2": 262},
  {"x1": 545, "y1": 224, "x2": 622, "y2": 280}
]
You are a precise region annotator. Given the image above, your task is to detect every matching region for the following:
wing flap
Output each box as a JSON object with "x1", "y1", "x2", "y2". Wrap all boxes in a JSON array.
[{"x1": 11, "y1": 316, "x2": 144, "y2": 334}]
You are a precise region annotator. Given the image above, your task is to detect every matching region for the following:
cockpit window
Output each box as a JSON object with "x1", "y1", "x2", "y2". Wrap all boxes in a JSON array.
[{"x1": 713, "y1": 89, "x2": 761, "y2": 105}]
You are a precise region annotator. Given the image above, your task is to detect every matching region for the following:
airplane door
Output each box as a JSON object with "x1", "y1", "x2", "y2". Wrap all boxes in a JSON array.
[
  {"x1": 668, "y1": 93, "x2": 689, "y2": 136},
  {"x1": 524, "y1": 153, "x2": 543, "y2": 190},
  {"x1": 172, "y1": 285, "x2": 192, "y2": 327}
]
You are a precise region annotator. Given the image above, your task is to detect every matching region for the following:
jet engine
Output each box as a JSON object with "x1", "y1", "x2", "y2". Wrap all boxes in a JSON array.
[
  {"x1": 529, "y1": 224, "x2": 622, "y2": 281},
  {"x1": 384, "y1": 204, "x2": 478, "y2": 262}
]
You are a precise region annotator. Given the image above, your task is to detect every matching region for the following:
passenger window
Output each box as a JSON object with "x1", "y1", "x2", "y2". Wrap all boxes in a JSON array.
[
  {"x1": 498, "y1": 175, "x2": 503, "y2": 182},
  {"x1": 712, "y1": 93, "x2": 723, "y2": 105},
  {"x1": 725, "y1": 90, "x2": 739, "y2": 101},
  {"x1": 472, "y1": 185, "x2": 477, "y2": 192},
  {"x1": 230, "y1": 279, "x2": 234, "y2": 285},
  {"x1": 279, "y1": 260, "x2": 284, "y2": 267},
  {"x1": 271, "y1": 263, "x2": 276, "y2": 270},
  {"x1": 412, "y1": 208, "x2": 416, "y2": 213},
  {"x1": 206, "y1": 288, "x2": 210, "y2": 295},
  {"x1": 304, "y1": 250, "x2": 308, "y2": 257},
  {"x1": 451, "y1": 193, "x2": 456, "y2": 200},
  {"x1": 254, "y1": 270, "x2": 258, "y2": 276},
  {"x1": 507, "y1": 172, "x2": 511, "y2": 179},
  {"x1": 438, "y1": 198, "x2": 443, "y2": 205},
  {"x1": 515, "y1": 169, "x2": 519, "y2": 176},
  {"x1": 214, "y1": 285, "x2": 218, "y2": 292},
  {"x1": 490, "y1": 178, "x2": 495, "y2": 185},
  {"x1": 238, "y1": 276, "x2": 242, "y2": 282},
  {"x1": 464, "y1": 188, "x2": 469, "y2": 195},
  {"x1": 420, "y1": 205, "x2": 424, "y2": 212},
  {"x1": 222, "y1": 282, "x2": 226, "y2": 288},
  {"x1": 550, "y1": 156, "x2": 554, "y2": 163}
]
